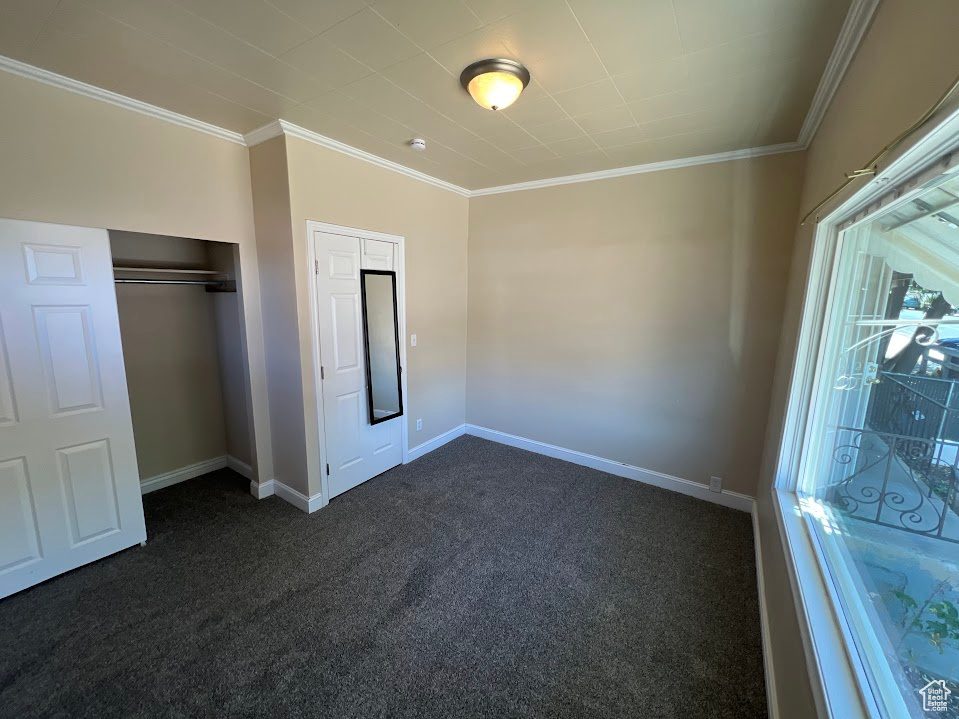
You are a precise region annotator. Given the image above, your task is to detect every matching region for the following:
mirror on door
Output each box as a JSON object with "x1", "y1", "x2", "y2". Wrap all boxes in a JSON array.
[{"x1": 360, "y1": 269, "x2": 403, "y2": 425}]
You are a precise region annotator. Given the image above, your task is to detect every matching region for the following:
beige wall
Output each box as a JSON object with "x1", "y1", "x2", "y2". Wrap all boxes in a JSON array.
[
  {"x1": 756, "y1": 1, "x2": 959, "y2": 716},
  {"x1": 213, "y1": 292, "x2": 254, "y2": 466},
  {"x1": 209, "y1": 241, "x2": 254, "y2": 467},
  {"x1": 278, "y1": 136, "x2": 469, "y2": 498},
  {"x1": 0, "y1": 70, "x2": 273, "y2": 485},
  {"x1": 468, "y1": 152, "x2": 805, "y2": 496},
  {"x1": 0, "y1": 72, "x2": 251, "y2": 243},
  {"x1": 248, "y1": 137, "x2": 307, "y2": 494}
]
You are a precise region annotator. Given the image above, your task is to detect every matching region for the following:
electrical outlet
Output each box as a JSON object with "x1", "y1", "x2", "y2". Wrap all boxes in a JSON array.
[
  {"x1": 416, "y1": 418, "x2": 422, "y2": 431},
  {"x1": 709, "y1": 476, "x2": 723, "y2": 493},
  {"x1": 410, "y1": 334, "x2": 417, "y2": 347}
]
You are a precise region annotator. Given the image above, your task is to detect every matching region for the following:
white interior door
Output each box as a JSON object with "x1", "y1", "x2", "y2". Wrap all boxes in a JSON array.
[
  {"x1": 313, "y1": 230, "x2": 403, "y2": 499},
  {"x1": 0, "y1": 218, "x2": 146, "y2": 599}
]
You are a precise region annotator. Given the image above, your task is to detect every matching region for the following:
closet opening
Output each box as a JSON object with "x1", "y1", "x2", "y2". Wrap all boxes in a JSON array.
[{"x1": 108, "y1": 230, "x2": 254, "y2": 496}]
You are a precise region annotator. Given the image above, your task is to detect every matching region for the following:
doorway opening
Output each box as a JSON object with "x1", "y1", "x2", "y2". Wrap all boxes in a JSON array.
[
  {"x1": 109, "y1": 231, "x2": 254, "y2": 495},
  {"x1": 308, "y1": 222, "x2": 408, "y2": 504}
]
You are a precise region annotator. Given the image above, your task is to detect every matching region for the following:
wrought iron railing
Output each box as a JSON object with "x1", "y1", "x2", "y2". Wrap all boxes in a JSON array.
[
  {"x1": 825, "y1": 372, "x2": 959, "y2": 544},
  {"x1": 828, "y1": 427, "x2": 959, "y2": 543},
  {"x1": 870, "y1": 372, "x2": 959, "y2": 445}
]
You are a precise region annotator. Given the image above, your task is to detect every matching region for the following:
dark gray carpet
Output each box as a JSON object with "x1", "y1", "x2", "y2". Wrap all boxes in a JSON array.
[{"x1": 0, "y1": 436, "x2": 767, "y2": 719}]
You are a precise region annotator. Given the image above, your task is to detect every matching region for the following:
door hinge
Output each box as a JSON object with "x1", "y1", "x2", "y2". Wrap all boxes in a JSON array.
[
  {"x1": 320, "y1": 366, "x2": 325, "y2": 380},
  {"x1": 326, "y1": 463, "x2": 330, "y2": 475},
  {"x1": 315, "y1": 260, "x2": 319, "y2": 274}
]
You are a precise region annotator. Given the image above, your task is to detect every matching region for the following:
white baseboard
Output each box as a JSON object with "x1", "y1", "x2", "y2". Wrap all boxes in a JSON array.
[
  {"x1": 464, "y1": 424, "x2": 754, "y2": 512},
  {"x1": 249, "y1": 479, "x2": 275, "y2": 499},
  {"x1": 753, "y1": 504, "x2": 779, "y2": 719},
  {"x1": 273, "y1": 480, "x2": 325, "y2": 513},
  {"x1": 248, "y1": 477, "x2": 321, "y2": 512},
  {"x1": 262, "y1": 421, "x2": 752, "y2": 515},
  {"x1": 140, "y1": 458, "x2": 321, "y2": 515},
  {"x1": 140, "y1": 456, "x2": 227, "y2": 495},
  {"x1": 405, "y1": 423, "x2": 467, "y2": 462},
  {"x1": 226, "y1": 454, "x2": 253, "y2": 480}
]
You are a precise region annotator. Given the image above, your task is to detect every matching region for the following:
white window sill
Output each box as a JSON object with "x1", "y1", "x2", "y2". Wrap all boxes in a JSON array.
[{"x1": 772, "y1": 488, "x2": 879, "y2": 718}]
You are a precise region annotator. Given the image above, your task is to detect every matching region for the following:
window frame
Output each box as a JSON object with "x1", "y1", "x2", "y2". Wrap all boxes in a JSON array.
[{"x1": 772, "y1": 104, "x2": 959, "y2": 719}]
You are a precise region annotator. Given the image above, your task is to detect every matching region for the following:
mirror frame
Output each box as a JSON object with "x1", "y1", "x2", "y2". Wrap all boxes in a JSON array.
[{"x1": 359, "y1": 269, "x2": 404, "y2": 425}]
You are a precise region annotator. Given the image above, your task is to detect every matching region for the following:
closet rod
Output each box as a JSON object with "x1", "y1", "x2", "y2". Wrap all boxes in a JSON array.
[{"x1": 114, "y1": 278, "x2": 224, "y2": 286}]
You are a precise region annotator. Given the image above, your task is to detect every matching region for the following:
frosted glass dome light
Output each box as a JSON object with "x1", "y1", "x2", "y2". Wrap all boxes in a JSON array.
[{"x1": 460, "y1": 59, "x2": 530, "y2": 111}]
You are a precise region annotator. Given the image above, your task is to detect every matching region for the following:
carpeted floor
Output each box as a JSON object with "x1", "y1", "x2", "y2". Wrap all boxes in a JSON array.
[{"x1": 0, "y1": 436, "x2": 767, "y2": 719}]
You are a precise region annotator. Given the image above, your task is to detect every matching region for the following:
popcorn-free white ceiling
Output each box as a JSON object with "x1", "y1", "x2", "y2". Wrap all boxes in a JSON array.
[{"x1": 1, "y1": 0, "x2": 851, "y2": 190}]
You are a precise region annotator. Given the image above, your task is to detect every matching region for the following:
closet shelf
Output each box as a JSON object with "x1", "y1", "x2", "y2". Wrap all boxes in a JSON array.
[
  {"x1": 113, "y1": 266, "x2": 224, "y2": 275},
  {"x1": 112, "y1": 266, "x2": 236, "y2": 292},
  {"x1": 115, "y1": 278, "x2": 223, "y2": 286}
]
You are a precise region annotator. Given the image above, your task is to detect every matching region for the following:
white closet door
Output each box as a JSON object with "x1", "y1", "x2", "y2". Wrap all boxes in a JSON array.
[
  {"x1": 314, "y1": 231, "x2": 402, "y2": 499},
  {"x1": 363, "y1": 238, "x2": 395, "y2": 270},
  {"x1": 0, "y1": 218, "x2": 146, "y2": 599}
]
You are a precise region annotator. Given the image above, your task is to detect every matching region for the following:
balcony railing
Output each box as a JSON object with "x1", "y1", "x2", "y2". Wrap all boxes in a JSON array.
[{"x1": 826, "y1": 372, "x2": 959, "y2": 544}]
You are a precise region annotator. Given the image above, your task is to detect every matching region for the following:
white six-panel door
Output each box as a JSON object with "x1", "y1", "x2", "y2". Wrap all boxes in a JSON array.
[
  {"x1": 313, "y1": 230, "x2": 403, "y2": 499},
  {"x1": 0, "y1": 219, "x2": 146, "y2": 599}
]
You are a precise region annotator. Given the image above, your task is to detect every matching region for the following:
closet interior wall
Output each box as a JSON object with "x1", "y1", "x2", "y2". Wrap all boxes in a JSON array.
[{"x1": 109, "y1": 230, "x2": 252, "y2": 486}]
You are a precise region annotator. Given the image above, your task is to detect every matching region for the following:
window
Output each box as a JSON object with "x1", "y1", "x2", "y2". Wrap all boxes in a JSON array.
[{"x1": 784, "y1": 158, "x2": 959, "y2": 718}]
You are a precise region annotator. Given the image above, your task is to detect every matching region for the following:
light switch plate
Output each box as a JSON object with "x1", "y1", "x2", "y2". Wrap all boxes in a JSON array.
[{"x1": 411, "y1": 334, "x2": 417, "y2": 347}]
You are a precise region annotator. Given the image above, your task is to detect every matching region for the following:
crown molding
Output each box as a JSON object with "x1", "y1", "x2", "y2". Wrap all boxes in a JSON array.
[
  {"x1": 0, "y1": 54, "x2": 246, "y2": 145},
  {"x1": 243, "y1": 120, "x2": 284, "y2": 147},
  {"x1": 248, "y1": 116, "x2": 804, "y2": 197},
  {"x1": 469, "y1": 142, "x2": 804, "y2": 196},
  {"x1": 797, "y1": 0, "x2": 881, "y2": 149},
  {"x1": 260, "y1": 120, "x2": 471, "y2": 197}
]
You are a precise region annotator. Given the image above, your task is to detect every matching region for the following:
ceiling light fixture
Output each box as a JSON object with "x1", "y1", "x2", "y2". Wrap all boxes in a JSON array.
[{"x1": 460, "y1": 59, "x2": 530, "y2": 111}]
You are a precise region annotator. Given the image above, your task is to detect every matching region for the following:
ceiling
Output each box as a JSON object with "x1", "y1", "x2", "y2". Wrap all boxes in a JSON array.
[{"x1": 1, "y1": 0, "x2": 852, "y2": 190}]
